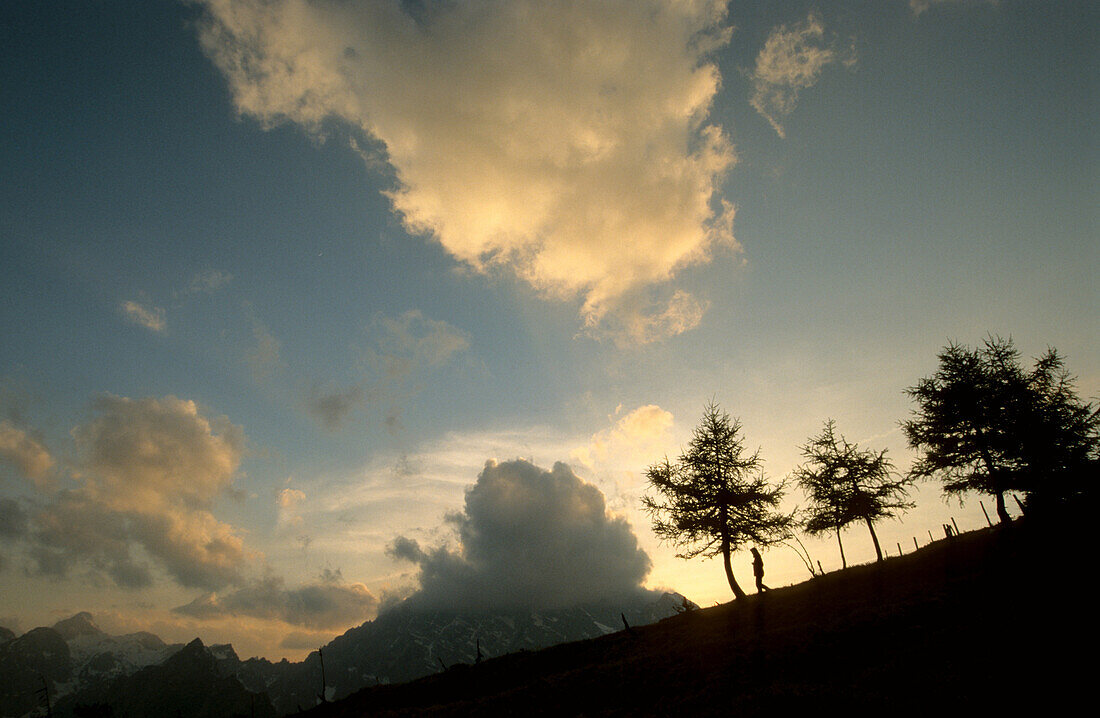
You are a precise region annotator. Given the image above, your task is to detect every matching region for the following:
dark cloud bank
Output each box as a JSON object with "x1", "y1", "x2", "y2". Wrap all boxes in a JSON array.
[{"x1": 174, "y1": 568, "x2": 379, "y2": 631}]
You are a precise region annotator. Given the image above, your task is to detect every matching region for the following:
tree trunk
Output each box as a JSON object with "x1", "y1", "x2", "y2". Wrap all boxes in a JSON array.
[
  {"x1": 835, "y1": 527, "x2": 847, "y2": 569},
  {"x1": 865, "y1": 517, "x2": 883, "y2": 562},
  {"x1": 974, "y1": 426, "x2": 1011, "y2": 524},
  {"x1": 721, "y1": 533, "x2": 747, "y2": 600},
  {"x1": 995, "y1": 490, "x2": 1011, "y2": 524}
]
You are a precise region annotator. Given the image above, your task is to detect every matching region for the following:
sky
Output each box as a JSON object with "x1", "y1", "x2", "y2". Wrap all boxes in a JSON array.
[{"x1": 1, "y1": 0, "x2": 1096, "y2": 661}]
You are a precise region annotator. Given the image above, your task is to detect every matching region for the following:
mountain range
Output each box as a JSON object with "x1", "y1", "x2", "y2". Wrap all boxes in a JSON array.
[{"x1": 0, "y1": 592, "x2": 691, "y2": 717}]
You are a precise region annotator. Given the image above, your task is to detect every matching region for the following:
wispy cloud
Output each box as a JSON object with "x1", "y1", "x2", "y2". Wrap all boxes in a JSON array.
[
  {"x1": 909, "y1": 0, "x2": 999, "y2": 16},
  {"x1": 195, "y1": 0, "x2": 738, "y2": 336},
  {"x1": 304, "y1": 310, "x2": 470, "y2": 432},
  {"x1": 305, "y1": 383, "x2": 363, "y2": 430},
  {"x1": 572, "y1": 404, "x2": 674, "y2": 471},
  {"x1": 592, "y1": 289, "x2": 711, "y2": 347},
  {"x1": 750, "y1": 13, "x2": 854, "y2": 139},
  {"x1": 185, "y1": 269, "x2": 233, "y2": 295},
  {"x1": 367, "y1": 310, "x2": 470, "y2": 384},
  {"x1": 119, "y1": 300, "x2": 167, "y2": 333},
  {"x1": 247, "y1": 315, "x2": 283, "y2": 381}
]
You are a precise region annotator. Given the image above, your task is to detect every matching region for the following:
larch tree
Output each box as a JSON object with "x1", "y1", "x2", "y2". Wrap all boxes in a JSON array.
[
  {"x1": 1011, "y1": 348, "x2": 1099, "y2": 511},
  {"x1": 642, "y1": 402, "x2": 792, "y2": 600},
  {"x1": 903, "y1": 336, "x2": 1098, "y2": 521},
  {"x1": 794, "y1": 419, "x2": 913, "y2": 565}
]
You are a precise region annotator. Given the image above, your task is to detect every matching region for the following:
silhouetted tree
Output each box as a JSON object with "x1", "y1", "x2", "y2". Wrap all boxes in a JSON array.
[
  {"x1": 904, "y1": 336, "x2": 1099, "y2": 521},
  {"x1": 643, "y1": 402, "x2": 792, "y2": 600},
  {"x1": 794, "y1": 420, "x2": 913, "y2": 565},
  {"x1": 1014, "y1": 348, "x2": 1099, "y2": 511}
]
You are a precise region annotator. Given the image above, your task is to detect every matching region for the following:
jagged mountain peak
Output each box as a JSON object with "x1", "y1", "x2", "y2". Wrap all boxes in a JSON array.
[
  {"x1": 210, "y1": 642, "x2": 241, "y2": 665},
  {"x1": 162, "y1": 636, "x2": 216, "y2": 673},
  {"x1": 52, "y1": 611, "x2": 105, "y2": 640}
]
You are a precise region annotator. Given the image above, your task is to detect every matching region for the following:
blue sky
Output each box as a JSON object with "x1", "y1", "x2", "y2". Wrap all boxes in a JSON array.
[{"x1": 1, "y1": 0, "x2": 1096, "y2": 660}]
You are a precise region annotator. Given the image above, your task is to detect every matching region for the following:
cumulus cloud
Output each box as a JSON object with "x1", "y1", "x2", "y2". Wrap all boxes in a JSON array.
[
  {"x1": 750, "y1": 13, "x2": 854, "y2": 139},
  {"x1": 195, "y1": 0, "x2": 738, "y2": 335},
  {"x1": 174, "y1": 568, "x2": 378, "y2": 629},
  {"x1": 387, "y1": 458, "x2": 651, "y2": 611},
  {"x1": 25, "y1": 396, "x2": 250, "y2": 590},
  {"x1": 0, "y1": 420, "x2": 54, "y2": 483},
  {"x1": 120, "y1": 300, "x2": 167, "y2": 333},
  {"x1": 28, "y1": 491, "x2": 156, "y2": 588},
  {"x1": 73, "y1": 396, "x2": 243, "y2": 509}
]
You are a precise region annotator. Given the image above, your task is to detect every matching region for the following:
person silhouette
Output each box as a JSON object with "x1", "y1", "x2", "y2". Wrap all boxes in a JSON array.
[{"x1": 751, "y1": 547, "x2": 770, "y2": 592}]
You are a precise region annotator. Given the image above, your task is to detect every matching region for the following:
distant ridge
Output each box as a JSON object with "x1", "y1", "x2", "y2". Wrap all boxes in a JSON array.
[
  {"x1": 233, "y1": 590, "x2": 694, "y2": 713},
  {"x1": 54, "y1": 637, "x2": 276, "y2": 718},
  {"x1": 1, "y1": 591, "x2": 691, "y2": 716}
]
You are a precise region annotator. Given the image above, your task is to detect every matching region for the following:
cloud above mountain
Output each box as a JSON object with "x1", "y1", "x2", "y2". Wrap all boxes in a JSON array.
[
  {"x1": 388, "y1": 458, "x2": 651, "y2": 611},
  {"x1": 195, "y1": 0, "x2": 738, "y2": 337}
]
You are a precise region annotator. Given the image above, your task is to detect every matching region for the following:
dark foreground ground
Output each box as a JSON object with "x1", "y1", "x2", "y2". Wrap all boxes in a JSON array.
[{"x1": 301, "y1": 516, "x2": 1081, "y2": 716}]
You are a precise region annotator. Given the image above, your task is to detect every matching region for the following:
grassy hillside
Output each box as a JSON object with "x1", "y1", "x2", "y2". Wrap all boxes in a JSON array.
[{"x1": 300, "y1": 517, "x2": 1081, "y2": 716}]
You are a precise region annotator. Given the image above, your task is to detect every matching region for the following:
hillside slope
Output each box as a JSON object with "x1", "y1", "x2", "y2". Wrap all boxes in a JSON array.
[{"x1": 302, "y1": 517, "x2": 1081, "y2": 716}]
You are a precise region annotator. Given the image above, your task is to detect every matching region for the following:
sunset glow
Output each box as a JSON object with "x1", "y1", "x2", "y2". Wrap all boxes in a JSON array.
[{"x1": 1, "y1": 0, "x2": 1095, "y2": 664}]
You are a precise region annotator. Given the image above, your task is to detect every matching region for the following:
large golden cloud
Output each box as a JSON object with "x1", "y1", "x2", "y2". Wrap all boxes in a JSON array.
[{"x1": 196, "y1": 0, "x2": 738, "y2": 338}]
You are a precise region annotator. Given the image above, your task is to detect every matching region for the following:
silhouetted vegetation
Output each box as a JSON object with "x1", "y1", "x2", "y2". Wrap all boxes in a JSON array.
[
  {"x1": 643, "y1": 402, "x2": 792, "y2": 599},
  {"x1": 904, "y1": 336, "x2": 1098, "y2": 520},
  {"x1": 794, "y1": 419, "x2": 913, "y2": 565},
  {"x1": 298, "y1": 518, "x2": 1083, "y2": 716},
  {"x1": 1013, "y1": 347, "x2": 1099, "y2": 510}
]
